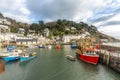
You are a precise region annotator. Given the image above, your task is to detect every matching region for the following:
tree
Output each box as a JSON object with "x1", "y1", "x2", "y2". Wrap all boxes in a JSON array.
[
  {"x1": 0, "y1": 12, "x2": 4, "y2": 18},
  {"x1": 39, "y1": 20, "x2": 45, "y2": 29},
  {"x1": 24, "y1": 26, "x2": 29, "y2": 36},
  {"x1": 29, "y1": 23, "x2": 39, "y2": 34},
  {"x1": 10, "y1": 27, "x2": 18, "y2": 33},
  {"x1": 57, "y1": 19, "x2": 62, "y2": 25}
]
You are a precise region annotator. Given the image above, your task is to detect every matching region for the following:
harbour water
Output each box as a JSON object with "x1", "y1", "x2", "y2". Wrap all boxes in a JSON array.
[{"x1": 0, "y1": 45, "x2": 120, "y2": 80}]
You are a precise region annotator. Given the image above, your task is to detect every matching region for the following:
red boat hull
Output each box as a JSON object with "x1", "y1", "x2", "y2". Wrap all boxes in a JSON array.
[{"x1": 79, "y1": 54, "x2": 99, "y2": 65}]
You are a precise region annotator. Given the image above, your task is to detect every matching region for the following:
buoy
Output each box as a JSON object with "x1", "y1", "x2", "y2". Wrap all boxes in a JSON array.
[{"x1": 56, "y1": 45, "x2": 61, "y2": 49}]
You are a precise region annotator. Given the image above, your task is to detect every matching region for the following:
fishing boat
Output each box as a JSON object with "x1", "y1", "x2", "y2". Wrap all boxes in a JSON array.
[
  {"x1": 66, "y1": 55, "x2": 76, "y2": 61},
  {"x1": 19, "y1": 51, "x2": 36, "y2": 62},
  {"x1": 76, "y1": 38, "x2": 99, "y2": 65},
  {"x1": 77, "y1": 48, "x2": 99, "y2": 65}
]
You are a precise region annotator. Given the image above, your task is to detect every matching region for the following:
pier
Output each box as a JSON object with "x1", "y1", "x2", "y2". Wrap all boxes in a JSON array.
[{"x1": 96, "y1": 45, "x2": 120, "y2": 73}]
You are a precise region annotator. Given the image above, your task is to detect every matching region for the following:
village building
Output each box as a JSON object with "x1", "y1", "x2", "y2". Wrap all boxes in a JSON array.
[{"x1": 18, "y1": 28, "x2": 25, "y2": 34}]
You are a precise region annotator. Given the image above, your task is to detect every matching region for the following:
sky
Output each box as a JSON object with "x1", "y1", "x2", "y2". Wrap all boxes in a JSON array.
[{"x1": 0, "y1": 0, "x2": 120, "y2": 39}]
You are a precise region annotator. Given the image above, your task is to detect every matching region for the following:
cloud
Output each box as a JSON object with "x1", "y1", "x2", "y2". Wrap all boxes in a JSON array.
[
  {"x1": 0, "y1": 0, "x2": 120, "y2": 39},
  {"x1": 0, "y1": 0, "x2": 106, "y2": 23},
  {"x1": 0, "y1": 0, "x2": 31, "y2": 23},
  {"x1": 87, "y1": 0, "x2": 120, "y2": 39},
  {"x1": 99, "y1": 21, "x2": 120, "y2": 26},
  {"x1": 98, "y1": 25, "x2": 120, "y2": 39},
  {"x1": 26, "y1": 0, "x2": 105, "y2": 22},
  {"x1": 87, "y1": 0, "x2": 120, "y2": 23},
  {"x1": 3, "y1": 12, "x2": 31, "y2": 23}
]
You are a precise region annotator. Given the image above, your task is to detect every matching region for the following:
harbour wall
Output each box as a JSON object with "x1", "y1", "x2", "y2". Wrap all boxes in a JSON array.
[
  {"x1": 100, "y1": 45, "x2": 120, "y2": 51},
  {"x1": 96, "y1": 45, "x2": 120, "y2": 73}
]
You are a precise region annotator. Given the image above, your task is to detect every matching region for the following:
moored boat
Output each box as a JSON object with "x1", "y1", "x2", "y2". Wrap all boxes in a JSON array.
[
  {"x1": 78, "y1": 49, "x2": 99, "y2": 65},
  {"x1": 71, "y1": 41, "x2": 77, "y2": 49},
  {"x1": 71, "y1": 45, "x2": 77, "y2": 49},
  {"x1": 76, "y1": 38, "x2": 99, "y2": 65},
  {"x1": 20, "y1": 52, "x2": 36, "y2": 62},
  {"x1": 38, "y1": 45, "x2": 45, "y2": 48},
  {"x1": 0, "y1": 27, "x2": 21, "y2": 62},
  {"x1": 47, "y1": 45, "x2": 52, "y2": 49},
  {"x1": 2, "y1": 49, "x2": 22, "y2": 62},
  {"x1": 56, "y1": 45, "x2": 61, "y2": 49},
  {"x1": 66, "y1": 55, "x2": 76, "y2": 61}
]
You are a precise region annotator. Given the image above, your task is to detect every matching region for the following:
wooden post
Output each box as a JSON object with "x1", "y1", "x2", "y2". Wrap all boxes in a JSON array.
[{"x1": 0, "y1": 61, "x2": 5, "y2": 74}]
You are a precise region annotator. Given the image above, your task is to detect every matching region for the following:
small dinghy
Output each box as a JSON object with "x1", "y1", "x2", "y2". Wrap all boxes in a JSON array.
[{"x1": 66, "y1": 55, "x2": 76, "y2": 61}]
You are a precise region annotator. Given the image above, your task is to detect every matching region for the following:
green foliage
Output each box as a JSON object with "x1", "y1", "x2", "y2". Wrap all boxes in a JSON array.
[
  {"x1": 6, "y1": 18, "x2": 97, "y2": 37},
  {"x1": 48, "y1": 33, "x2": 53, "y2": 39},
  {"x1": 24, "y1": 28, "x2": 29, "y2": 36},
  {"x1": 24, "y1": 31, "x2": 28, "y2": 36},
  {"x1": 39, "y1": 20, "x2": 44, "y2": 29},
  {"x1": 0, "y1": 12, "x2": 4, "y2": 18},
  {"x1": 30, "y1": 23, "x2": 40, "y2": 34},
  {"x1": 65, "y1": 30, "x2": 70, "y2": 34},
  {"x1": 28, "y1": 19, "x2": 98, "y2": 37},
  {"x1": 10, "y1": 27, "x2": 18, "y2": 33}
]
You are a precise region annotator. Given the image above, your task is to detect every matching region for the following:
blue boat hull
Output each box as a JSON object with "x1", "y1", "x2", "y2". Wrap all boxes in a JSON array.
[
  {"x1": 71, "y1": 45, "x2": 77, "y2": 49},
  {"x1": 3, "y1": 56, "x2": 19, "y2": 62},
  {"x1": 38, "y1": 46, "x2": 45, "y2": 48},
  {"x1": 20, "y1": 56, "x2": 36, "y2": 62}
]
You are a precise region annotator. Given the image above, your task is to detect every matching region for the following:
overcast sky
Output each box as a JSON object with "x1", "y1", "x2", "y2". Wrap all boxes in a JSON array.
[{"x1": 0, "y1": 0, "x2": 120, "y2": 39}]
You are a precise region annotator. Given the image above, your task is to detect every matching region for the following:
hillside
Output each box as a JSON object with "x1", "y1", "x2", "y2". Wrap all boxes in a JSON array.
[
  {"x1": 0, "y1": 12, "x2": 4, "y2": 18},
  {"x1": 30, "y1": 20, "x2": 98, "y2": 36},
  {"x1": 0, "y1": 12, "x2": 30, "y2": 33},
  {"x1": 0, "y1": 12, "x2": 119, "y2": 41}
]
